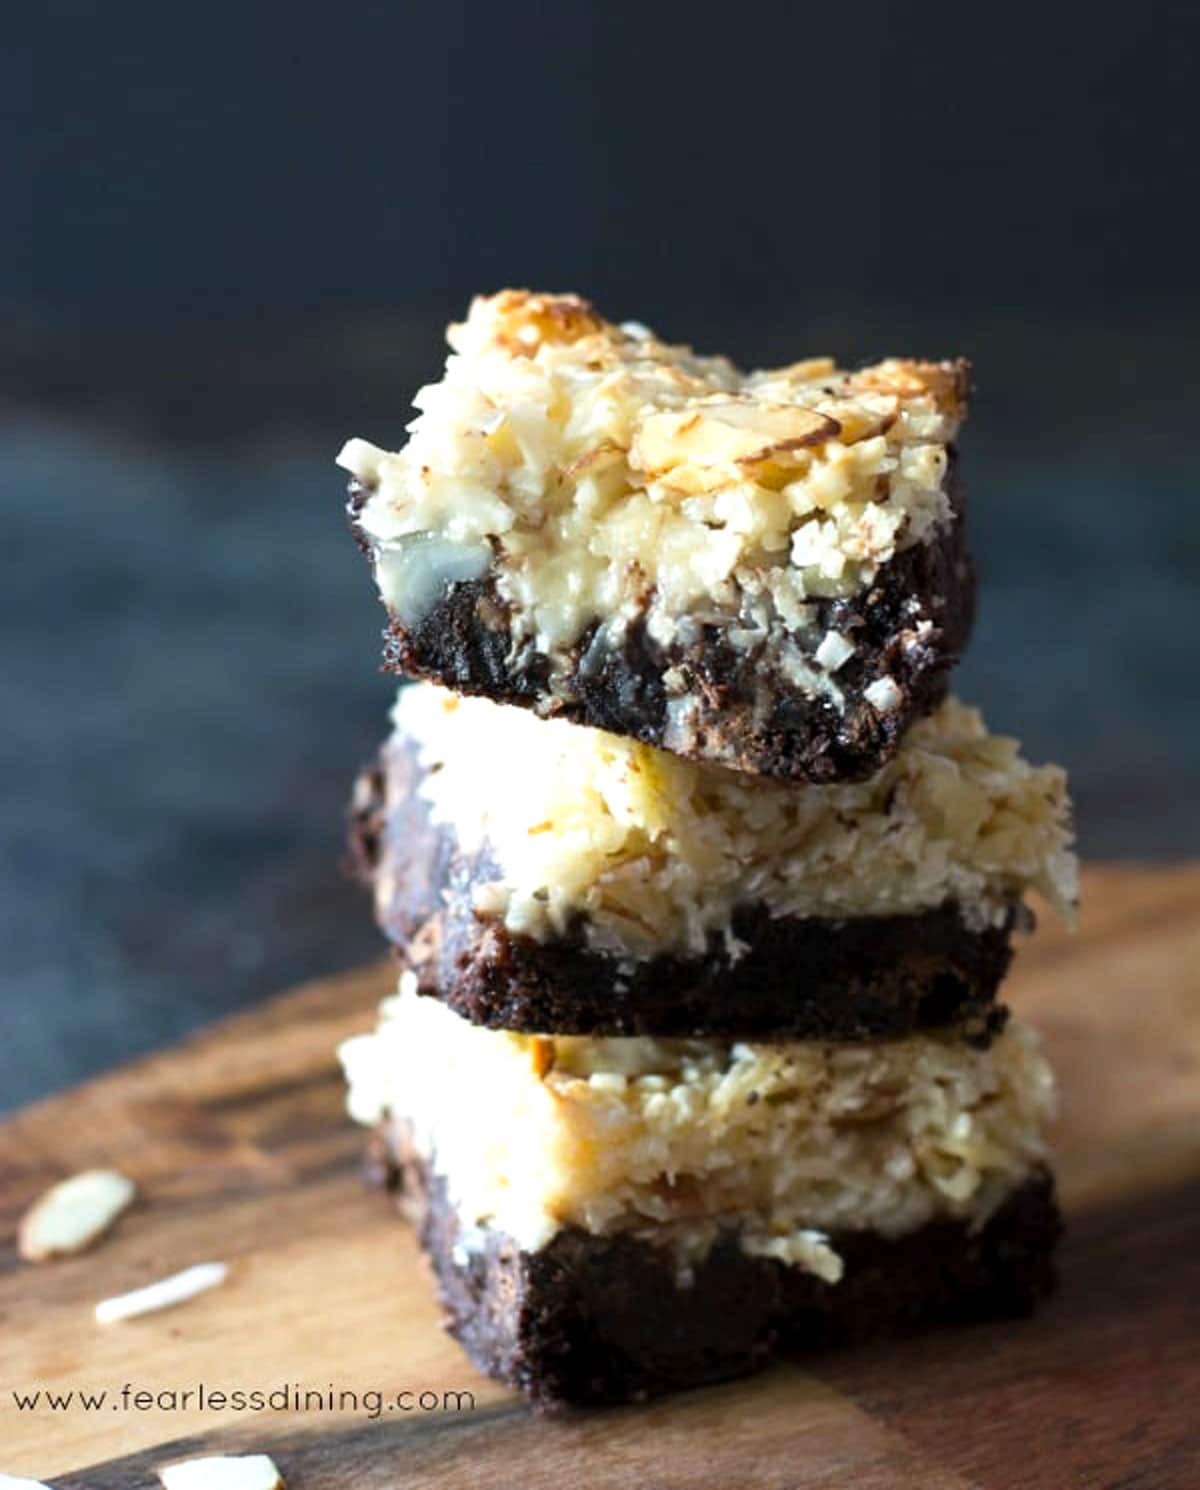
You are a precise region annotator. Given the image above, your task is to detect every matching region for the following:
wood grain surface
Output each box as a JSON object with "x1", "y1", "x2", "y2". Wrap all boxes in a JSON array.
[{"x1": 2, "y1": 865, "x2": 1198, "y2": 1488}]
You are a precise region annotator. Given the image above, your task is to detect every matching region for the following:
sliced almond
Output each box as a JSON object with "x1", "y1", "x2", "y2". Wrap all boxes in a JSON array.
[
  {"x1": 631, "y1": 401, "x2": 839, "y2": 486},
  {"x1": 18, "y1": 1169, "x2": 137, "y2": 1263},
  {"x1": 842, "y1": 358, "x2": 969, "y2": 417},
  {"x1": 767, "y1": 356, "x2": 837, "y2": 381},
  {"x1": 561, "y1": 440, "x2": 624, "y2": 480},
  {"x1": 95, "y1": 1261, "x2": 228, "y2": 1324},
  {"x1": 821, "y1": 395, "x2": 899, "y2": 445},
  {"x1": 158, "y1": 1454, "x2": 283, "y2": 1490}
]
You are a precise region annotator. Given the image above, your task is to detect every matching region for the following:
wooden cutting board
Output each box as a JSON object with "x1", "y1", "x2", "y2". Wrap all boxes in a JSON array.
[{"x1": 2, "y1": 866, "x2": 1198, "y2": 1489}]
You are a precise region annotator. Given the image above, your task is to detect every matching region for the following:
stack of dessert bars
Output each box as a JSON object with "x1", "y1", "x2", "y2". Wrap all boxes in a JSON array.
[{"x1": 336, "y1": 292, "x2": 1077, "y2": 1408}]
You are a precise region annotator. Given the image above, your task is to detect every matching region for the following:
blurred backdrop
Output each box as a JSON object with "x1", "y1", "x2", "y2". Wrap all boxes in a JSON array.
[{"x1": 6, "y1": 1, "x2": 1198, "y2": 1107}]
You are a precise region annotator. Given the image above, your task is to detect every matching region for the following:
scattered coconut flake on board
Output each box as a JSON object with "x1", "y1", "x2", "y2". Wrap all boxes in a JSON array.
[
  {"x1": 95, "y1": 1262, "x2": 228, "y2": 1324},
  {"x1": 158, "y1": 1454, "x2": 283, "y2": 1490},
  {"x1": 18, "y1": 1169, "x2": 137, "y2": 1262},
  {"x1": 0, "y1": 1475, "x2": 55, "y2": 1489}
]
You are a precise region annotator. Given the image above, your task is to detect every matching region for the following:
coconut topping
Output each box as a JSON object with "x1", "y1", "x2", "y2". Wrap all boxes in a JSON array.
[
  {"x1": 341, "y1": 291, "x2": 968, "y2": 690},
  {"x1": 342, "y1": 978, "x2": 1056, "y2": 1277},
  {"x1": 393, "y1": 684, "x2": 1078, "y2": 960}
]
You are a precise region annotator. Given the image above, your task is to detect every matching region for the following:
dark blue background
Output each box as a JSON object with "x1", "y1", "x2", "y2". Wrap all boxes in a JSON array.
[{"x1": 5, "y1": 1, "x2": 1198, "y2": 1108}]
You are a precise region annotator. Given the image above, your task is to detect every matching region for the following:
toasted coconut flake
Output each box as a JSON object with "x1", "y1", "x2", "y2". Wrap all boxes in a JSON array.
[
  {"x1": 530, "y1": 1037, "x2": 556, "y2": 1079},
  {"x1": 158, "y1": 1455, "x2": 283, "y2": 1490},
  {"x1": 472, "y1": 288, "x2": 603, "y2": 355},
  {"x1": 95, "y1": 1262, "x2": 228, "y2": 1324},
  {"x1": 18, "y1": 1169, "x2": 137, "y2": 1263}
]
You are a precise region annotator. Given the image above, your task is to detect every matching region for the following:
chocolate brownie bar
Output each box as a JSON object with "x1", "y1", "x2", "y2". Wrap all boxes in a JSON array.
[
  {"x1": 399, "y1": 1156, "x2": 1059, "y2": 1409},
  {"x1": 339, "y1": 290, "x2": 976, "y2": 784},
  {"x1": 348, "y1": 686, "x2": 1076, "y2": 1040},
  {"x1": 341, "y1": 990, "x2": 1060, "y2": 1408}
]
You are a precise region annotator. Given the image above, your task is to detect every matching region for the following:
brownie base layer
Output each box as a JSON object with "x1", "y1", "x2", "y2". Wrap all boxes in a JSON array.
[
  {"x1": 348, "y1": 466, "x2": 974, "y2": 785},
  {"x1": 378, "y1": 1143, "x2": 1060, "y2": 1410},
  {"x1": 347, "y1": 740, "x2": 1016, "y2": 1043}
]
